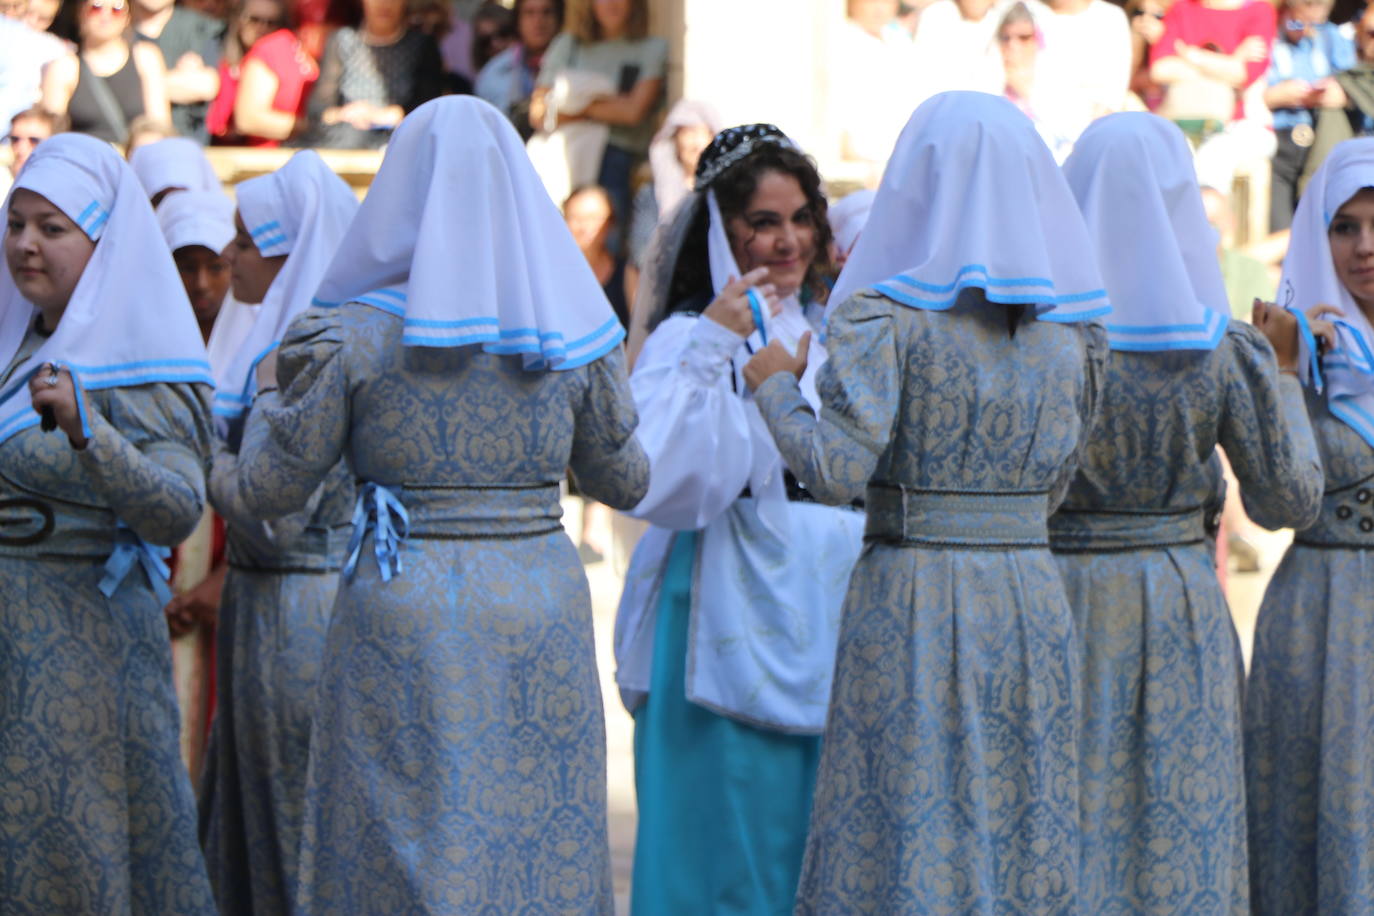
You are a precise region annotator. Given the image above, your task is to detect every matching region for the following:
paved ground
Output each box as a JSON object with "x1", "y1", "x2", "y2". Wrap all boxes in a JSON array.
[{"x1": 572, "y1": 502, "x2": 1292, "y2": 915}]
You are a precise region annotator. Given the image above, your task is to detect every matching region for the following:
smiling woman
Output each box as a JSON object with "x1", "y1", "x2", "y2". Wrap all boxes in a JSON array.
[{"x1": 0, "y1": 132, "x2": 215, "y2": 913}]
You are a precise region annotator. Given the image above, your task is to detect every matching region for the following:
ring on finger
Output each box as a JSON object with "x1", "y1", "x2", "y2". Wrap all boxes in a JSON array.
[{"x1": 45, "y1": 364, "x2": 60, "y2": 388}]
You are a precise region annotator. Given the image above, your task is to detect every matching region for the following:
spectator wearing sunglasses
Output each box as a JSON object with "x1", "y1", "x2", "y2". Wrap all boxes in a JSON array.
[
  {"x1": 207, "y1": 0, "x2": 318, "y2": 145},
  {"x1": 132, "y1": 0, "x2": 225, "y2": 144},
  {"x1": 1, "y1": 106, "x2": 65, "y2": 199},
  {"x1": 41, "y1": 0, "x2": 171, "y2": 145}
]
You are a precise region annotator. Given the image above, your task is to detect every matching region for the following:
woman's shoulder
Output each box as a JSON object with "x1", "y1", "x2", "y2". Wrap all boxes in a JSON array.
[
  {"x1": 245, "y1": 28, "x2": 298, "y2": 61},
  {"x1": 131, "y1": 39, "x2": 167, "y2": 72}
]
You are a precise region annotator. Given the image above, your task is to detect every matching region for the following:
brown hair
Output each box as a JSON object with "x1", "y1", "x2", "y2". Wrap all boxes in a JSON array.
[
  {"x1": 666, "y1": 144, "x2": 834, "y2": 312},
  {"x1": 8, "y1": 107, "x2": 68, "y2": 134},
  {"x1": 567, "y1": 0, "x2": 649, "y2": 43}
]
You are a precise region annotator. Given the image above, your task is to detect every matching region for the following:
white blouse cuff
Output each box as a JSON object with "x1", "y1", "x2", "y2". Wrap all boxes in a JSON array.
[{"x1": 681, "y1": 315, "x2": 746, "y2": 387}]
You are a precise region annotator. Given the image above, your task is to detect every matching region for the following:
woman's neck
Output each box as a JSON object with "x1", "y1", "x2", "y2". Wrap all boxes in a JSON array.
[
  {"x1": 361, "y1": 22, "x2": 404, "y2": 44},
  {"x1": 598, "y1": 24, "x2": 627, "y2": 41},
  {"x1": 36, "y1": 305, "x2": 64, "y2": 336},
  {"x1": 82, "y1": 34, "x2": 128, "y2": 60}
]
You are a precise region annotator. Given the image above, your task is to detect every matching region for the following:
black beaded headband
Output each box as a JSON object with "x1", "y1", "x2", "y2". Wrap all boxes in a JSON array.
[{"x1": 693, "y1": 123, "x2": 798, "y2": 191}]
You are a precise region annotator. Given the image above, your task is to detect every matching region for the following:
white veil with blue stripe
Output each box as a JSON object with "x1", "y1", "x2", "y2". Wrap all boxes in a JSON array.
[
  {"x1": 1280, "y1": 137, "x2": 1374, "y2": 447},
  {"x1": 212, "y1": 150, "x2": 358, "y2": 420},
  {"x1": 0, "y1": 133, "x2": 212, "y2": 445},
  {"x1": 310, "y1": 96, "x2": 625, "y2": 369},
  {"x1": 829, "y1": 91, "x2": 1109, "y2": 323},
  {"x1": 1063, "y1": 113, "x2": 1230, "y2": 351}
]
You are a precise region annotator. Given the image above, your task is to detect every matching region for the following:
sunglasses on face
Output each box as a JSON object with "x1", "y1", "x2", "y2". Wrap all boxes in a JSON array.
[{"x1": 85, "y1": 0, "x2": 126, "y2": 14}]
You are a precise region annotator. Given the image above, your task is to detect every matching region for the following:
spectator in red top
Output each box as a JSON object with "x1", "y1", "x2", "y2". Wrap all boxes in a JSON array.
[
  {"x1": 208, "y1": 0, "x2": 319, "y2": 145},
  {"x1": 1150, "y1": 0, "x2": 1277, "y2": 189},
  {"x1": 1150, "y1": 0, "x2": 1276, "y2": 121}
]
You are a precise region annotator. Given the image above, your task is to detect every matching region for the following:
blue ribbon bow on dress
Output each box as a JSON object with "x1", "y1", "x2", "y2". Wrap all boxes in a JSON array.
[
  {"x1": 344, "y1": 481, "x2": 410, "y2": 582},
  {"x1": 99, "y1": 521, "x2": 173, "y2": 606}
]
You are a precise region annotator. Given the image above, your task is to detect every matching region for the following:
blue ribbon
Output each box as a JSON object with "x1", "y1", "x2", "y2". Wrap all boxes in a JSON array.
[
  {"x1": 343, "y1": 482, "x2": 410, "y2": 582},
  {"x1": 98, "y1": 523, "x2": 173, "y2": 606},
  {"x1": 746, "y1": 288, "x2": 768, "y2": 346},
  {"x1": 1290, "y1": 306, "x2": 1325, "y2": 392}
]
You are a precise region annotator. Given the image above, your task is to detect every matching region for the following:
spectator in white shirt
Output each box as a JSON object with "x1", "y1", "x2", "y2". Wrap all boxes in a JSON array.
[
  {"x1": 911, "y1": 0, "x2": 1008, "y2": 104},
  {"x1": 831, "y1": 0, "x2": 918, "y2": 182},
  {"x1": 1031, "y1": 0, "x2": 1132, "y2": 137}
]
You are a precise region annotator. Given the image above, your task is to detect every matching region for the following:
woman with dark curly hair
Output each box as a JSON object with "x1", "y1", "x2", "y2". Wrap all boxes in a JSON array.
[{"x1": 615, "y1": 124, "x2": 866, "y2": 914}]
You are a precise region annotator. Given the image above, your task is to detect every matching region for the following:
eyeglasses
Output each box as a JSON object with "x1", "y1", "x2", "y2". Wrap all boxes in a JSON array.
[{"x1": 999, "y1": 30, "x2": 1037, "y2": 43}]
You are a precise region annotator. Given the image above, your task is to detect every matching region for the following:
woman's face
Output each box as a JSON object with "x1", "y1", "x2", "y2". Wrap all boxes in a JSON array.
[
  {"x1": 80, "y1": 0, "x2": 130, "y2": 45},
  {"x1": 564, "y1": 188, "x2": 612, "y2": 251},
  {"x1": 674, "y1": 124, "x2": 713, "y2": 180},
  {"x1": 5, "y1": 189, "x2": 96, "y2": 320},
  {"x1": 1329, "y1": 188, "x2": 1374, "y2": 313},
  {"x1": 361, "y1": 0, "x2": 406, "y2": 36},
  {"x1": 224, "y1": 212, "x2": 286, "y2": 305},
  {"x1": 999, "y1": 18, "x2": 1037, "y2": 72},
  {"x1": 25, "y1": 0, "x2": 60, "y2": 31},
  {"x1": 238, "y1": 0, "x2": 284, "y2": 49},
  {"x1": 173, "y1": 244, "x2": 231, "y2": 330},
  {"x1": 517, "y1": 0, "x2": 558, "y2": 53},
  {"x1": 726, "y1": 169, "x2": 817, "y2": 299},
  {"x1": 592, "y1": 0, "x2": 630, "y2": 38}
]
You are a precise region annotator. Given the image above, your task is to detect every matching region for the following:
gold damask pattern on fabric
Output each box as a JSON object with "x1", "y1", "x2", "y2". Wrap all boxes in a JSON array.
[
  {"x1": 1052, "y1": 322, "x2": 1323, "y2": 915},
  {"x1": 752, "y1": 290, "x2": 1107, "y2": 913},
  {"x1": 0, "y1": 330, "x2": 216, "y2": 914},
  {"x1": 234, "y1": 304, "x2": 649, "y2": 913},
  {"x1": 1246, "y1": 387, "x2": 1374, "y2": 914},
  {"x1": 198, "y1": 437, "x2": 353, "y2": 915}
]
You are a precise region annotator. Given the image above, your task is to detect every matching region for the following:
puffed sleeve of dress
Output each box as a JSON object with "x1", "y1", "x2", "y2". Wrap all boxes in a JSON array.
[
  {"x1": 235, "y1": 308, "x2": 350, "y2": 520},
  {"x1": 751, "y1": 292, "x2": 902, "y2": 505},
  {"x1": 568, "y1": 345, "x2": 650, "y2": 510},
  {"x1": 77, "y1": 381, "x2": 214, "y2": 546},
  {"x1": 1219, "y1": 319, "x2": 1324, "y2": 531},
  {"x1": 626, "y1": 312, "x2": 757, "y2": 530}
]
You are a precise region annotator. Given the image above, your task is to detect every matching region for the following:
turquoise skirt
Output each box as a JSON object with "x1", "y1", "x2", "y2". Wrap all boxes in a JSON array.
[{"x1": 631, "y1": 531, "x2": 821, "y2": 916}]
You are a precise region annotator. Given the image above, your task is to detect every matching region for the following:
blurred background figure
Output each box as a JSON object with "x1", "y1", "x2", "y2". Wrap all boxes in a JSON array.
[
  {"x1": 475, "y1": 0, "x2": 561, "y2": 138},
  {"x1": 829, "y1": 0, "x2": 916, "y2": 184},
  {"x1": 910, "y1": 0, "x2": 1006, "y2": 104},
  {"x1": 828, "y1": 187, "x2": 875, "y2": 270},
  {"x1": 1125, "y1": 0, "x2": 1175, "y2": 110},
  {"x1": 306, "y1": 0, "x2": 444, "y2": 147},
  {"x1": 531, "y1": 0, "x2": 667, "y2": 252},
  {"x1": 1001, "y1": 1, "x2": 1076, "y2": 161},
  {"x1": 626, "y1": 97, "x2": 718, "y2": 264},
  {"x1": 132, "y1": 0, "x2": 224, "y2": 144},
  {"x1": 2, "y1": 107, "x2": 64, "y2": 199},
  {"x1": 1265, "y1": 0, "x2": 1353, "y2": 231},
  {"x1": 41, "y1": 0, "x2": 171, "y2": 145},
  {"x1": 207, "y1": 0, "x2": 318, "y2": 145},
  {"x1": 1031, "y1": 0, "x2": 1132, "y2": 140}
]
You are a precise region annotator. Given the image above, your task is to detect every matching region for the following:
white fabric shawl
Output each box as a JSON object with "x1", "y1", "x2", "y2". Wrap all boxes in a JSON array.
[
  {"x1": 1280, "y1": 137, "x2": 1374, "y2": 447},
  {"x1": 830, "y1": 90, "x2": 1110, "y2": 323},
  {"x1": 129, "y1": 137, "x2": 222, "y2": 202},
  {"x1": 156, "y1": 188, "x2": 235, "y2": 256},
  {"x1": 311, "y1": 95, "x2": 625, "y2": 369},
  {"x1": 0, "y1": 133, "x2": 212, "y2": 444},
  {"x1": 829, "y1": 189, "x2": 876, "y2": 259},
  {"x1": 213, "y1": 150, "x2": 357, "y2": 419},
  {"x1": 1063, "y1": 113, "x2": 1229, "y2": 351}
]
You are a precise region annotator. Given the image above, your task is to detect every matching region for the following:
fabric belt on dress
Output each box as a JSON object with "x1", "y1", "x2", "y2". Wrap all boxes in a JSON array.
[
  {"x1": 344, "y1": 480, "x2": 566, "y2": 582},
  {"x1": 1294, "y1": 472, "x2": 1374, "y2": 549},
  {"x1": 863, "y1": 484, "x2": 1049, "y2": 549},
  {"x1": 1048, "y1": 506, "x2": 1208, "y2": 554}
]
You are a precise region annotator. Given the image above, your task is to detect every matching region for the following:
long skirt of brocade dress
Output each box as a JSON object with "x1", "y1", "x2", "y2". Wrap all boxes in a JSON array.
[
  {"x1": 292, "y1": 520, "x2": 615, "y2": 914},
  {"x1": 630, "y1": 531, "x2": 821, "y2": 915},
  {"x1": 795, "y1": 493, "x2": 1080, "y2": 914},
  {"x1": 199, "y1": 563, "x2": 340, "y2": 914},
  {"x1": 1053, "y1": 518, "x2": 1248, "y2": 914},
  {"x1": 0, "y1": 555, "x2": 216, "y2": 914},
  {"x1": 1245, "y1": 487, "x2": 1374, "y2": 914}
]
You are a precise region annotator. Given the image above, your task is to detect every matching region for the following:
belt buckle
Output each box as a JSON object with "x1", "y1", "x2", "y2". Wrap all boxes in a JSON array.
[{"x1": 1292, "y1": 123, "x2": 1315, "y2": 148}]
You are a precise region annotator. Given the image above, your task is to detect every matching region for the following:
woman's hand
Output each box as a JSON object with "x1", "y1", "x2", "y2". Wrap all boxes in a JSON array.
[
  {"x1": 164, "y1": 568, "x2": 224, "y2": 637},
  {"x1": 743, "y1": 332, "x2": 811, "y2": 393},
  {"x1": 1252, "y1": 299, "x2": 1338, "y2": 372},
  {"x1": 28, "y1": 363, "x2": 87, "y2": 449},
  {"x1": 702, "y1": 267, "x2": 780, "y2": 338},
  {"x1": 256, "y1": 347, "x2": 279, "y2": 392}
]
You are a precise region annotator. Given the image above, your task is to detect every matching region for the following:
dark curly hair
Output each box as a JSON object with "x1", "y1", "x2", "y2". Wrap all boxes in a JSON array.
[{"x1": 666, "y1": 144, "x2": 834, "y2": 313}]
